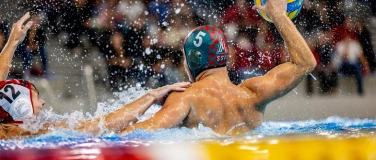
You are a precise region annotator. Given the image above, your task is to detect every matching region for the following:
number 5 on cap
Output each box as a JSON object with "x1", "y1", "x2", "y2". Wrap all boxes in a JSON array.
[{"x1": 194, "y1": 31, "x2": 206, "y2": 47}]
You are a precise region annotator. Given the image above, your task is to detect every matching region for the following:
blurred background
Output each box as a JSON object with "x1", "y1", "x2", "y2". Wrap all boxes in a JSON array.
[{"x1": 0, "y1": 0, "x2": 375, "y2": 120}]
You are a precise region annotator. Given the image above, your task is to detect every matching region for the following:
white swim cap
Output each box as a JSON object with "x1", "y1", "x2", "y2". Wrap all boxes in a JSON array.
[{"x1": 0, "y1": 80, "x2": 34, "y2": 124}]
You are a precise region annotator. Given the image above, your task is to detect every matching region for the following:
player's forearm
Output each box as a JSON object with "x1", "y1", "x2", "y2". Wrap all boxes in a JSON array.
[
  {"x1": 83, "y1": 83, "x2": 190, "y2": 134},
  {"x1": 121, "y1": 121, "x2": 153, "y2": 134},
  {"x1": 103, "y1": 93, "x2": 156, "y2": 132},
  {"x1": 0, "y1": 12, "x2": 33, "y2": 80},
  {"x1": 271, "y1": 13, "x2": 316, "y2": 71},
  {"x1": 0, "y1": 41, "x2": 19, "y2": 80},
  {"x1": 0, "y1": 124, "x2": 34, "y2": 139}
]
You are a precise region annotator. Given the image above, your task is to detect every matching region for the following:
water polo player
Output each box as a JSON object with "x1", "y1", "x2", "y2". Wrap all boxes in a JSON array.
[
  {"x1": 0, "y1": 13, "x2": 190, "y2": 139},
  {"x1": 121, "y1": 0, "x2": 316, "y2": 135}
]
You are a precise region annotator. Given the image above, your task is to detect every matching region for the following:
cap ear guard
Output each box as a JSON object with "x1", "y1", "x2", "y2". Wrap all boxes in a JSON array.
[
  {"x1": 10, "y1": 98, "x2": 33, "y2": 120},
  {"x1": 187, "y1": 49, "x2": 202, "y2": 74}
]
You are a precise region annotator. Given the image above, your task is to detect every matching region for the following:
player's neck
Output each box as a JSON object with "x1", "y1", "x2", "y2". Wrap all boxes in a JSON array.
[{"x1": 196, "y1": 67, "x2": 230, "y2": 82}]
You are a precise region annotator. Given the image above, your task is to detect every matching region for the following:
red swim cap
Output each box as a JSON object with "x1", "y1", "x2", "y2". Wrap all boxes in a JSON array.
[{"x1": 0, "y1": 80, "x2": 35, "y2": 124}]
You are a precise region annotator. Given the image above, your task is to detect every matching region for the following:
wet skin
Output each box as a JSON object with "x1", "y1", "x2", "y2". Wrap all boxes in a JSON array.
[
  {"x1": 122, "y1": 0, "x2": 316, "y2": 136},
  {"x1": 31, "y1": 86, "x2": 45, "y2": 116},
  {"x1": 180, "y1": 67, "x2": 264, "y2": 135}
]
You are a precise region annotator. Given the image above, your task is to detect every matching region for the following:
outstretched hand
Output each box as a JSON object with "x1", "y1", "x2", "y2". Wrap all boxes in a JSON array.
[
  {"x1": 149, "y1": 82, "x2": 191, "y2": 105},
  {"x1": 9, "y1": 12, "x2": 33, "y2": 45},
  {"x1": 252, "y1": 0, "x2": 287, "y2": 19}
]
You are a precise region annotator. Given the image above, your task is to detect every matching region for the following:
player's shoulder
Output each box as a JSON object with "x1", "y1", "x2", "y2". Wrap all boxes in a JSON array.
[
  {"x1": 168, "y1": 82, "x2": 206, "y2": 100},
  {"x1": 238, "y1": 76, "x2": 262, "y2": 93}
]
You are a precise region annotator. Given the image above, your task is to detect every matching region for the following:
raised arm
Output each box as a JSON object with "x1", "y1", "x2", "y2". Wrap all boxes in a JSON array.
[
  {"x1": 120, "y1": 90, "x2": 191, "y2": 134},
  {"x1": 0, "y1": 12, "x2": 33, "y2": 80},
  {"x1": 240, "y1": 0, "x2": 316, "y2": 111},
  {"x1": 78, "y1": 82, "x2": 191, "y2": 134}
]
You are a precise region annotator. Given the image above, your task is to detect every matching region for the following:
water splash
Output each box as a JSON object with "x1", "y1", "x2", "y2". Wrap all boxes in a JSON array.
[
  {"x1": 5, "y1": 116, "x2": 375, "y2": 150},
  {"x1": 19, "y1": 87, "x2": 153, "y2": 133},
  {"x1": 7, "y1": 88, "x2": 376, "y2": 150},
  {"x1": 251, "y1": 116, "x2": 376, "y2": 136}
]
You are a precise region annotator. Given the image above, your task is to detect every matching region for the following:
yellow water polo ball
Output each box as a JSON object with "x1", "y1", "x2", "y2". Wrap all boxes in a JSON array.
[{"x1": 255, "y1": 0, "x2": 304, "y2": 22}]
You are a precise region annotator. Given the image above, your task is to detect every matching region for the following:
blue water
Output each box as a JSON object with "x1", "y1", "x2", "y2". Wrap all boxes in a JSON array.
[{"x1": 1, "y1": 116, "x2": 375, "y2": 150}]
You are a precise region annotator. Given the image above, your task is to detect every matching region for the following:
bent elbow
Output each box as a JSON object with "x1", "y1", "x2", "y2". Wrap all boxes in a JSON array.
[
  {"x1": 298, "y1": 60, "x2": 316, "y2": 76},
  {"x1": 308, "y1": 60, "x2": 317, "y2": 72},
  {"x1": 302, "y1": 53, "x2": 317, "y2": 74}
]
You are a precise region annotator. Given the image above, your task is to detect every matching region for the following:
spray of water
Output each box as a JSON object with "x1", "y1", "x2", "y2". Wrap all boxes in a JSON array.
[{"x1": 8, "y1": 89, "x2": 376, "y2": 150}]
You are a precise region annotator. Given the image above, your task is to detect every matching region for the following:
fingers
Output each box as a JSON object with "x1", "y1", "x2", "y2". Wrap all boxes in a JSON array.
[
  {"x1": 18, "y1": 12, "x2": 31, "y2": 25},
  {"x1": 175, "y1": 82, "x2": 191, "y2": 88},
  {"x1": 252, "y1": 5, "x2": 262, "y2": 10},
  {"x1": 171, "y1": 87, "x2": 186, "y2": 92},
  {"x1": 22, "y1": 21, "x2": 33, "y2": 33},
  {"x1": 167, "y1": 82, "x2": 191, "y2": 92},
  {"x1": 12, "y1": 12, "x2": 32, "y2": 32}
]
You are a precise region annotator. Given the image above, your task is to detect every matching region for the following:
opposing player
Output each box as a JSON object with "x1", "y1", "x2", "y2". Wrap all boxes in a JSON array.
[{"x1": 0, "y1": 12, "x2": 190, "y2": 139}]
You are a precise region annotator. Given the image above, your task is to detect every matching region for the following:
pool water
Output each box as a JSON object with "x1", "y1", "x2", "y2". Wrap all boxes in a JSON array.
[
  {"x1": 6, "y1": 116, "x2": 375, "y2": 149},
  {"x1": 0, "y1": 116, "x2": 375, "y2": 160},
  {"x1": 0, "y1": 88, "x2": 375, "y2": 159}
]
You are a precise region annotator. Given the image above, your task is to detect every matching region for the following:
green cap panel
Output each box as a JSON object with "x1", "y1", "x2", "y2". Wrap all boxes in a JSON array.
[{"x1": 183, "y1": 26, "x2": 229, "y2": 79}]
